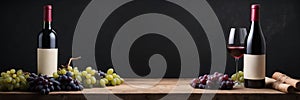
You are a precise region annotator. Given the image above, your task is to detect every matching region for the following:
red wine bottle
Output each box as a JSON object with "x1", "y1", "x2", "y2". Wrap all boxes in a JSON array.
[
  {"x1": 37, "y1": 5, "x2": 58, "y2": 76},
  {"x1": 244, "y1": 4, "x2": 266, "y2": 88}
]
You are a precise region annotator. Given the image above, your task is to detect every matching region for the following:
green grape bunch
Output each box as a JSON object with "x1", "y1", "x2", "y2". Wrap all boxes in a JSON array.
[
  {"x1": 53, "y1": 57, "x2": 125, "y2": 88},
  {"x1": 102, "y1": 68, "x2": 124, "y2": 87},
  {"x1": 0, "y1": 69, "x2": 30, "y2": 91},
  {"x1": 80, "y1": 67, "x2": 98, "y2": 88},
  {"x1": 231, "y1": 71, "x2": 244, "y2": 83}
]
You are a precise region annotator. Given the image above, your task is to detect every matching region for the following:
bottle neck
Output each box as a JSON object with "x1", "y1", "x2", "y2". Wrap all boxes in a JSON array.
[
  {"x1": 43, "y1": 21, "x2": 52, "y2": 30},
  {"x1": 251, "y1": 4, "x2": 260, "y2": 22},
  {"x1": 43, "y1": 5, "x2": 52, "y2": 30},
  {"x1": 251, "y1": 8, "x2": 260, "y2": 22}
]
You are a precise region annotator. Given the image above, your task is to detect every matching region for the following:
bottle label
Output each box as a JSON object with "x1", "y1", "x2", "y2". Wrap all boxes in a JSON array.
[
  {"x1": 37, "y1": 48, "x2": 58, "y2": 76},
  {"x1": 244, "y1": 54, "x2": 265, "y2": 80}
]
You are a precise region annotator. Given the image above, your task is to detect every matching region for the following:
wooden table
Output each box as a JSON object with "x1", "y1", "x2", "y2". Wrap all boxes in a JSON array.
[{"x1": 0, "y1": 78, "x2": 299, "y2": 100}]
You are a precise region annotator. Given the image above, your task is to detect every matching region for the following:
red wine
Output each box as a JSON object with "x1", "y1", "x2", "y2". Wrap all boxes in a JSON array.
[
  {"x1": 227, "y1": 46, "x2": 245, "y2": 59},
  {"x1": 37, "y1": 5, "x2": 58, "y2": 76},
  {"x1": 244, "y1": 4, "x2": 266, "y2": 88}
]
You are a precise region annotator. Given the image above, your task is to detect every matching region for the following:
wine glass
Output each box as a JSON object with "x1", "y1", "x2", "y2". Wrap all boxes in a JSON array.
[{"x1": 227, "y1": 28, "x2": 247, "y2": 87}]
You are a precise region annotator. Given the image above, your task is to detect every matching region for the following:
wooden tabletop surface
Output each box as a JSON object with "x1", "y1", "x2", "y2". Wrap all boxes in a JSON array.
[
  {"x1": 1, "y1": 78, "x2": 300, "y2": 100},
  {"x1": 0, "y1": 78, "x2": 299, "y2": 95}
]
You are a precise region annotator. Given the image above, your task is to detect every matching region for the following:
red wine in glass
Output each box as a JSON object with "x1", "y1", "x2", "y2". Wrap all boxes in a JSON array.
[{"x1": 227, "y1": 46, "x2": 245, "y2": 59}]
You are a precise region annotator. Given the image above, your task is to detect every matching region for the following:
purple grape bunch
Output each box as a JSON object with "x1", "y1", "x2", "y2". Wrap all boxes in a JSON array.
[
  {"x1": 190, "y1": 72, "x2": 234, "y2": 90},
  {"x1": 27, "y1": 72, "x2": 83, "y2": 95},
  {"x1": 56, "y1": 71, "x2": 83, "y2": 91},
  {"x1": 27, "y1": 73, "x2": 60, "y2": 95}
]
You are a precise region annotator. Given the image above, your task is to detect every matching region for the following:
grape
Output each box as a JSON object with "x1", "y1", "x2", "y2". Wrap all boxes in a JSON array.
[
  {"x1": 235, "y1": 73, "x2": 240, "y2": 79},
  {"x1": 82, "y1": 71, "x2": 88, "y2": 76},
  {"x1": 112, "y1": 73, "x2": 118, "y2": 78},
  {"x1": 218, "y1": 76, "x2": 224, "y2": 82},
  {"x1": 226, "y1": 80, "x2": 234, "y2": 89},
  {"x1": 199, "y1": 79, "x2": 206, "y2": 85},
  {"x1": 16, "y1": 70, "x2": 23, "y2": 76},
  {"x1": 57, "y1": 70, "x2": 62, "y2": 75},
  {"x1": 238, "y1": 71, "x2": 244, "y2": 76},
  {"x1": 25, "y1": 74, "x2": 30, "y2": 78},
  {"x1": 115, "y1": 78, "x2": 121, "y2": 85},
  {"x1": 119, "y1": 78, "x2": 124, "y2": 84},
  {"x1": 190, "y1": 78, "x2": 200, "y2": 84},
  {"x1": 10, "y1": 69, "x2": 16, "y2": 74},
  {"x1": 73, "y1": 67, "x2": 78, "y2": 70},
  {"x1": 85, "y1": 79, "x2": 92, "y2": 85},
  {"x1": 15, "y1": 77, "x2": 20, "y2": 83},
  {"x1": 73, "y1": 70, "x2": 79, "y2": 75},
  {"x1": 203, "y1": 74, "x2": 208, "y2": 80},
  {"x1": 198, "y1": 84, "x2": 205, "y2": 89},
  {"x1": 198, "y1": 76, "x2": 203, "y2": 80},
  {"x1": 85, "y1": 74, "x2": 92, "y2": 79},
  {"x1": 19, "y1": 76, "x2": 26, "y2": 82},
  {"x1": 66, "y1": 71, "x2": 73, "y2": 77},
  {"x1": 190, "y1": 83, "x2": 199, "y2": 88},
  {"x1": 211, "y1": 75, "x2": 218, "y2": 82},
  {"x1": 116, "y1": 75, "x2": 121, "y2": 79},
  {"x1": 67, "y1": 66, "x2": 73, "y2": 71},
  {"x1": 213, "y1": 72, "x2": 218, "y2": 75},
  {"x1": 107, "y1": 68, "x2": 114, "y2": 75},
  {"x1": 106, "y1": 75, "x2": 113, "y2": 81},
  {"x1": 110, "y1": 78, "x2": 117, "y2": 86},
  {"x1": 75, "y1": 75, "x2": 82, "y2": 82},
  {"x1": 6, "y1": 77, "x2": 13, "y2": 83},
  {"x1": 6, "y1": 71, "x2": 10, "y2": 74},
  {"x1": 231, "y1": 74, "x2": 237, "y2": 81},
  {"x1": 223, "y1": 74, "x2": 229, "y2": 80},
  {"x1": 53, "y1": 72, "x2": 59, "y2": 79},
  {"x1": 86, "y1": 67, "x2": 92, "y2": 73},
  {"x1": 206, "y1": 80, "x2": 213, "y2": 86},
  {"x1": 12, "y1": 74, "x2": 17, "y2": 78},
  {"x1": 12, "y1": 79, "x2": 16, "y2": 84},
  {"x1": 239, "y1": 76, "x2": 244, "y2": 82},
  {"x1": 61, "y1": 69, "x2": 67, "y2": 75},
  {"x1": 90, "y1": 70, "x2": 96, "y2": 76},
  {"x1": 91, "y1": 77, "x2": 96, "y2": 84},
  {"x1": 99, "y1": 79, "x2": 106, "y2": 87},
  {"x1": 1, "y1": 72, "x2": 5, "y2": 77},
  {"x1": 103, "y1": 78, "x2": 109, "y2": 84}
]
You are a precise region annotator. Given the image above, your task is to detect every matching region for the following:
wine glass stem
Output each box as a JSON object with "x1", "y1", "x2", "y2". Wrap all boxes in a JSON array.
[{"x1": 235, "y1": 58, "x2": 239, "y2": 82}]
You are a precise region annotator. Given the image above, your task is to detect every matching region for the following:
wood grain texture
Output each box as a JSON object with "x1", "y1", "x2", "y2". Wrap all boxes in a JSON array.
[{"x1": 0, "y1": 78, "x2": 300, "y2": 100}]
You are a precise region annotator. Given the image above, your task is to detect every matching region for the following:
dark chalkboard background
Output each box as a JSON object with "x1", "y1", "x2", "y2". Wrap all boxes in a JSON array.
[{"x1": 0, "y1": 0, "x2": 300, "y2": 78}]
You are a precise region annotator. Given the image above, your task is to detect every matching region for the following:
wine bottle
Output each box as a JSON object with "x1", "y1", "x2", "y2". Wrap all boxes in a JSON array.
[
  {"x1": 244, "y1": 4, "x2": 266, "y2": 88},
  {"x1": 37, "y1": 5, "x2": 58, "y2": 76}
]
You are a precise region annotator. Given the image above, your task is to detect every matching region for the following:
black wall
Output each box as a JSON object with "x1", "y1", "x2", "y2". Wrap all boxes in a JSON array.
[{"x1": 0, "y1": 0, "x2": 300, "y2": 78}]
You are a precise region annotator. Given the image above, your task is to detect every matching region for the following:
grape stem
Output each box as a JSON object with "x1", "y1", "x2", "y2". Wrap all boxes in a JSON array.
[{"x1": 61, "y1": 56, "x2": 82, "y2": 68}]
